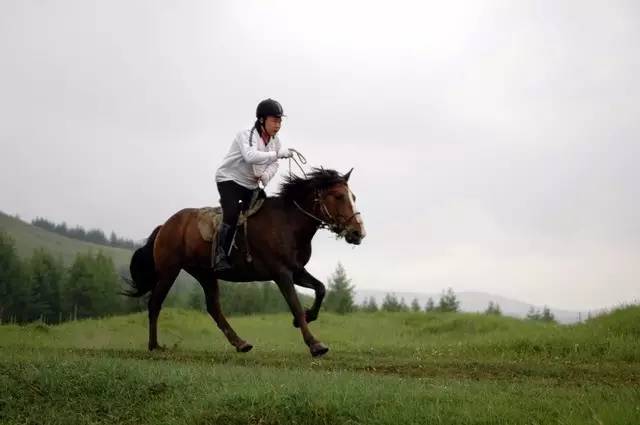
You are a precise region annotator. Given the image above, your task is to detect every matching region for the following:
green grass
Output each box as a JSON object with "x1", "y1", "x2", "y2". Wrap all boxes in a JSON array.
[
  {"x1": 0, "y1": 211, "x2": 133, "y2": 268},
  {"x1": 1, "y1": 307, "x2": 639, "y2": 424}
]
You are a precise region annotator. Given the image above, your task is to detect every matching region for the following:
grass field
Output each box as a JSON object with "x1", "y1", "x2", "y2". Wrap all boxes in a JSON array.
[{"x1": 1, "y1": 307, "x2": 639, "y2": 424}]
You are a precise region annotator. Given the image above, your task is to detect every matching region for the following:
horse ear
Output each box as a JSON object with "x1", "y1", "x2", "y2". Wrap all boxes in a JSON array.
[{"x1": 344, "y1": 168, "x2": 354, "y2": 182}]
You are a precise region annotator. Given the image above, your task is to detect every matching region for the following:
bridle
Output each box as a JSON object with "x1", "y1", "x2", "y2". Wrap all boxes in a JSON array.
[
  {"x1": 293, "y1": 189, "x2": 361, "y2": 238},
  {"x1": 285, "y1": 151, "x2": 360, "y2": 237}
]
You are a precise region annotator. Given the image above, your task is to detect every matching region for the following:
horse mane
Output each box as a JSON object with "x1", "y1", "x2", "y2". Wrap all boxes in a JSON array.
[{"x1": 278, "y1": 168, "x2": 347, "y2": 202}]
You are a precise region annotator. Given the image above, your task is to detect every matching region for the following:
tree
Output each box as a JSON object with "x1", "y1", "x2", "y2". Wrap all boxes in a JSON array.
[
  {"x1": 324, "y1": 263, "x2": 355, "y2": 314},
  {"x1": 32, "y1": 218, "x2": 140, "y2": 250},
  {"x1": 410, "y1": 298, "x2": 421, "y2": 312},
  {"x1": 485, "y1": 301, "x2": 502, "y2": 316},
  {"x1": 0, "y1": 231, "x2": 31, "y2": 323},
  {"x1": 381, "y1": 293, "x2": 402, "y2": 312},
  {"x1": 425, "y1": 297, "x2": 435, "y2": 312},
  {"x1": 526, "y1": 306, "x2": 555, "y2": 322},
  {"x1": 110, "y1": 231, "x2": 118, "y2": 246},
  {"x1": 437, "y1": 288, "x2": 460, "y2": 312},
  {"x1": 526, "y1": 306, "x2": 541, "y2": 321},
  {"x1": 188, "y1": 286, "x2": 205, "y2": 311},
  {"x1": 28, "y1": 248, "x2": 64, "y2": 323},
  {"x1": 399, "y1": 297, "x2": 409, "y2": 312},
  {"x1": 362, "y1": 296, "x2": 378, "y2": 312},
  {"x1": 93, "y1": 252, "x2": 123, "y2": 315},
  {"x1": 541, "y1": 306, "x2": 555, "y2": 322},
  {"x1": 63, "y1": 251, "x2": 122, "y2": 319}
]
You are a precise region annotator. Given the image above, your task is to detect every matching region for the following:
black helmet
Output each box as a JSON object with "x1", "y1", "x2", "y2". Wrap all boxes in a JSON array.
[{"x1": 256, "y1": 98, "x2": 285, "y2": 119}]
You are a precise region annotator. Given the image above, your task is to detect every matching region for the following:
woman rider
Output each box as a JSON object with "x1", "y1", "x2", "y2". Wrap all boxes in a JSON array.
[{"x1": 213, "y1": 98, "x2": 293, "y2": 271}]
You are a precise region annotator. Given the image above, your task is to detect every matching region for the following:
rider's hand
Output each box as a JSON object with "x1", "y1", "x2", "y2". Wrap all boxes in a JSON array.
[
  {"x1": 277, "y1": 147, "x2": 293, "y2": 159},
  {"x1": 259, "y1": 173, "x2": 269, "y2": 187}
]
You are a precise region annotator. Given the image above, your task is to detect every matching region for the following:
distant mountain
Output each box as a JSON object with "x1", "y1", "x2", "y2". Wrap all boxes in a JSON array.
[{"x1": 355, "y1": 289, "x2": 600, "y2": 324}]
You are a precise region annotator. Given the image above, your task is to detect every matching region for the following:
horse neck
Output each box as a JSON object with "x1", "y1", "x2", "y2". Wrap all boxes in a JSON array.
[{"x1": 275, "y1": 195, "x2": 321, "y2": 243}]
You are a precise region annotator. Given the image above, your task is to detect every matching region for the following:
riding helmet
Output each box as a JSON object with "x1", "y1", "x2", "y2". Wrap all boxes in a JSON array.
[{"x1": 256, "y1": 98, "x2": 285, "y2": 119}]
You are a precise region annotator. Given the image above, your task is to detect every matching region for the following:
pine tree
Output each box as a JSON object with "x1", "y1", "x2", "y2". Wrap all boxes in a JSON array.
[
  {"x1": 0, "y1": 231, "x2": 31, "y2": 323},
  {"x1": 92, "y1": 252, "x2": 121, "y2": 315},
  {"x1": 485, "y1": 301, "x2": 502, "y2": 316},
  {"x1": 28, "y1": 248, "x2": 64, "y2": 323},
  {"x1": 63, "y1": 251, "x2": 122, "y2": 319},
  {"x1": 425, "y1": 297, "x2": 435, "y2": 312},
  {"x1": 324, "y1": 263, "x2": 355, "y2": 314},
  {"x1": 381, "y1": 293, "x2": 402, "y2": 312},
  {"x1": 410, "y1": 297, "x2": 421, "y2": 312},
  {"x1": 362, "y1": 296, "x2": 378, "y2": 312},
  {"x1": 437, "y1": 288, "x2": 460, "y2": 312},
  {"x1": 399, "y1": 297, "x2": 408, "y2": 312},
  {"x1": 541, "y1": 306, "x2": 555, "y2": 323},
  {"x1": 526, "y1": 306, "x2": 542, "y2": 321},
  {"x1": 188, "y1": 286, "x2": 205, "y2": 311}
]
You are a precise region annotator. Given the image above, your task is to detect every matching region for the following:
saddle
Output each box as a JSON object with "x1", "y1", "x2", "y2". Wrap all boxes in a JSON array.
[{"x1": 197, "y1": 189, "x2": 266, "y2": 264}]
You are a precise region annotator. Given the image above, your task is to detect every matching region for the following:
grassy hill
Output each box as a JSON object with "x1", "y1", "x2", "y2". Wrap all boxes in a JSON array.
[
  {"x1": 0, "y1": 211, "x2": 199, "y2": 297},
  {"x1": 0, "y1": 211, "x2": 133, "y2": 271},
  {"x1": 1, "y1": 307, "x2": 639, "y2": 424}
]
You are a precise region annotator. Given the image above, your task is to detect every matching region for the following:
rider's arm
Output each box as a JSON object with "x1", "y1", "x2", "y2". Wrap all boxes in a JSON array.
[
  {"x1": 259, "y1": 156, "x2": 280, "y2": 187},
  {"x1": 236, "y1": 131, "x2": 277, "y2": 165},
  {"x1": 257, "y1": 139, "x2": 281, "y2": 187}
]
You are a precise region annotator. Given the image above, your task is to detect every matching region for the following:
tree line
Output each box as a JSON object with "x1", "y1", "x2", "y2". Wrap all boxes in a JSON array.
[
  {"x1": 0, "y1": 230, "x2": 136, "y2": 323},
  {"x1": 0, "y1": 230, "x2": 294, "y2": 324},
  {"x1": 31, "y1": 217, "x2": 140, "y2": 250},
  {"x1": 0, "y1": 229, "x2": 556, "y2": 324},
  {"x1": 323, "y1": 263, "x2": 556, "y2": 322}
]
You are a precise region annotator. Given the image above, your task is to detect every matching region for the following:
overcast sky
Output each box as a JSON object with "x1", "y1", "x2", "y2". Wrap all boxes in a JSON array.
[{"x1": 1, "y1": 1, "x2": 638, "y2": 310}]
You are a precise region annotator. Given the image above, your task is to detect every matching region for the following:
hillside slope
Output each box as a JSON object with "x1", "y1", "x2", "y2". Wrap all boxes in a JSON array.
[{"x1": 0, "y1": 211, "x2": 133, "y2": 270}]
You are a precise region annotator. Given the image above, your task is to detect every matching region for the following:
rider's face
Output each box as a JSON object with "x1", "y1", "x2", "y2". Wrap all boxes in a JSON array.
[{"x1": 263, "y1": 116, "x2": 282, "y2": 137}]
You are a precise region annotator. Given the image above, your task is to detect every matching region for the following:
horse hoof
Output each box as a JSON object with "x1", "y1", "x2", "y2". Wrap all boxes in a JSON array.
[
  {"x1": 310, "y1": 342, "x2": 329, "y2": 357},
  {"x1": 236, "y1": 341, "x2": 253, "y2": 353}
]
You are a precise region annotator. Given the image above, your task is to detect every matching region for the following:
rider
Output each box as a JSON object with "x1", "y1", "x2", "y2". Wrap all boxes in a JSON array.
[{"x1": 213, "y1": 98, "x2": 293, "y2": 271}]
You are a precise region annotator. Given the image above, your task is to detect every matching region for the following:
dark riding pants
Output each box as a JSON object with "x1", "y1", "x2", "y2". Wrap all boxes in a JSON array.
[{"x1": 217, "y1": 180, "x2": 254, "y2": 229}]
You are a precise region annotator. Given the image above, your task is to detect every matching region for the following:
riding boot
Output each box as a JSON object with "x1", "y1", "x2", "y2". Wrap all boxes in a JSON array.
[{"x1": 213, "y1": 223, "x2": 233, "y2": 271}]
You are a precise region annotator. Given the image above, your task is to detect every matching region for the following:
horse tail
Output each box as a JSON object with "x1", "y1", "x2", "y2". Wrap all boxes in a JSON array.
[{"x1": 122, "y1": 225, "x2": 161, "y2": 297}]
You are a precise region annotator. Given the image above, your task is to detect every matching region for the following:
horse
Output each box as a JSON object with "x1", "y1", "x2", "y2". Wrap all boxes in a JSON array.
[{"x1": 124, "y1": 168, "x2": 366, "y2": 357}]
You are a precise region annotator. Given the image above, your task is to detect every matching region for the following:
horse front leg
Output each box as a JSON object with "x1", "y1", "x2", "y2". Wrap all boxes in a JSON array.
[
  {"x1": 275, "y1": 272, "x2": 329, "y2": 357},
  {"x1": 292, "y1": 269, "x2": 326, "y2": 328}
]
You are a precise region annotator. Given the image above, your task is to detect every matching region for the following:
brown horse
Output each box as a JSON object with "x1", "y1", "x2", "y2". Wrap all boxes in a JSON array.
[{"x1": 125, "y1": 168, "x2": 366, "y2": 357}]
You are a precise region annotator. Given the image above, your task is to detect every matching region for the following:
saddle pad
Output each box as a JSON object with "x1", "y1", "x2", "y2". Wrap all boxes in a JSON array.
[
  {"x1": 197, "y1": 197, "x2": 265, "y2": 242},
  {"x1": 197, "y1": 207, "x2": 223, "y2": 242}
]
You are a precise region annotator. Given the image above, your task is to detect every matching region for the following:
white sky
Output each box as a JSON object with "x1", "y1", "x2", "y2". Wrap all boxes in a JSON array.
[{"x1": 1, "y1": 1, "x2": 638, "y2": 310}]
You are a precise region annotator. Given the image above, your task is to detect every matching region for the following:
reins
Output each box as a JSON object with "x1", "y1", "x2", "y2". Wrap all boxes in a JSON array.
[{"x1": 287, "y1": 148, "x2": 308, "y2": 178}]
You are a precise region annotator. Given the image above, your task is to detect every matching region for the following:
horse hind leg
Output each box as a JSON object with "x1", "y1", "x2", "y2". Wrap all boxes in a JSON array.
[{"x1": 148, "y1": 268, "x2": 180, "y2": 351}]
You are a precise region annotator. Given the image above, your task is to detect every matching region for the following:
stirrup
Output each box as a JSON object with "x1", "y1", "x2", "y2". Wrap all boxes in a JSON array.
[{"x1": 213, "y1": 254, "x2": 231, "y2": 271}]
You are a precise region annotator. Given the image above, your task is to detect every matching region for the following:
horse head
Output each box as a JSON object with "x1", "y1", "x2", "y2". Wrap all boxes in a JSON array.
[{"x1": 318, "y1": 168, "x2": 366, "y2": 245}]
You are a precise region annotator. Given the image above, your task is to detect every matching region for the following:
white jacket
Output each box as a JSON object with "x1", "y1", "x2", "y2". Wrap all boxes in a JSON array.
[{"x1": 215, "y1": 127, "x2": 282, "y2": 189}]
